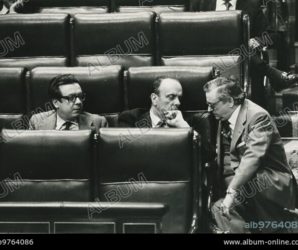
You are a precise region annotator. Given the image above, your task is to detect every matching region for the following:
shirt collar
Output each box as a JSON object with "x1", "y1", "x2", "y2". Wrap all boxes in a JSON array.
[
  {"x1": 228, "y1": 105, "x2": 241, "y2": 132},
  {"x1": 216, "y1": 0, "x2": 237, "y2": 10},
  {"x1": 55, "y1": 113, "x2": 79, "y2": 130},
  {"x1": 149, "y1": 108, "x2": 163, "y2": 128},
  {"x1": 0, "y1": 4, "x2": 9, "y2": 14}
]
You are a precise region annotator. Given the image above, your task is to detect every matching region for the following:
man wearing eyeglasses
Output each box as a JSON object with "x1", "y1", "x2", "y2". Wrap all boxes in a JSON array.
[
  {"x1": 29, "y1": 74, "x2": 108, "y2": 131},
  {"x1": 204, "y1": 76, "x2": 296, "y2": 233}
]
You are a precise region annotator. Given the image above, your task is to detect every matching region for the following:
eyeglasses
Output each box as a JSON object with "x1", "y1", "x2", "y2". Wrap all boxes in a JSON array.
[
  {"x1": 60, "y1": 93, "x2": 86, "y2": 103},
  {"x1": 207, "y1": 100, "x2": 221, "y2": 110}
]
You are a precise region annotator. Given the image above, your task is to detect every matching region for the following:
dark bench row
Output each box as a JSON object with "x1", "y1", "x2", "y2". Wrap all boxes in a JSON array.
[
  {"x1": 0, "y1": 11, "x2": 249, "y2": 87},
  {"x1": 15, "y1": 0, "x2": 189, "y2": 14},
  {"x1": 0, "y1": 128, "x2": 201, "y2": 233}
]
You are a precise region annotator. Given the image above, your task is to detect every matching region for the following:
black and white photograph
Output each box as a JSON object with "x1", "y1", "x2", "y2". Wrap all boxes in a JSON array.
[{"x1": 0, "y1": 0, "x2": 297, "y2": 245}]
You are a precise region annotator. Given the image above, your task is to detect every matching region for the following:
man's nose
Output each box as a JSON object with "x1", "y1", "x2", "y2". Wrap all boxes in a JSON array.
[
  {"x1": 173, "y1": 97, "x2": 180, "y2": 106},
  {"x1": 208, "y1": 106, "x2": 213, "y2": 112},
  {"x1": 74, "y1": 96, "x2": 82, "y2": 105}
]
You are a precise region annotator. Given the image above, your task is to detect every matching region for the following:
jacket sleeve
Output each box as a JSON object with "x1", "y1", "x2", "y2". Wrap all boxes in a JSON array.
[
  {"x1": 101, "y1": 116, "x2": 108, "y2": 128},
  {"x1": 229, "y1": 112, "x2": 274, "y2": 190},
  {"x1": 118, "y1": 110, "x2": 136, "y2": 127},
  {"x1": 28, "y1": 116, "x2": 36, "y2": 130}
]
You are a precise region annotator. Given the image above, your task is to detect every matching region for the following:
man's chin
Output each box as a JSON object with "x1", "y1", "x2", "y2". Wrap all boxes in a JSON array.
[{"x1": 71, "y1": 110, "x2": 81, "y2": 118}]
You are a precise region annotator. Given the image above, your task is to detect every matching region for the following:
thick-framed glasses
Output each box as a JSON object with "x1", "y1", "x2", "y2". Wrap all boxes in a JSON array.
[
  {"x1": 207, "y1": 100, "x2": 221, "y2": 110},
  {"x1": 60, "y1": 93, "x2": 86, "y2": 103}
]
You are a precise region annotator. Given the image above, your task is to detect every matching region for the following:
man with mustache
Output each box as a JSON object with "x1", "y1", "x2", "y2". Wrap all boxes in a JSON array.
[
  {"x1": 118, "y1": 77, "x2": 190, "y2": 128},
  {"x1": 29, "y1": 74, "x2": 108, "y2": 131}
]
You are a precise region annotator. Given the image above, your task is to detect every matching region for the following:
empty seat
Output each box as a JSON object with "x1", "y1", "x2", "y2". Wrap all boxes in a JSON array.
[
  {"x1": 113, "y1": 0, "x2": 187, "y2": 13},
  {"x1": 0, "y1": 67, "x2": 26, "y2": 114},
  {"x1": 158, "y1": 11, "x2": 249, "y2": 90},
  {"x1": 97, "y1": 128, "x2": 200, "y2": 233},
  {"x1": 282, "y1": 86, "x2": 298, "y2": 111},
  {"x1": 28, "y1": 66, "x2": 124, "y2": 127},
  {"x1": 0, "y1": 114, "x2": 24, "y2": 130},
  {"x1": 125, "y1": 66, "x2": 214, "y2": 110},
  {"x1": 16, "y1": 0, "x2": 110, "y2": 15},
  {"x1": 163, "y1": 55, "x2": 242, "y2": 80},
  {"x1": 273, "y1": 112, "x2": 298, "y2": 137},
  {"x1": 0, "y1": 14, "x2": 70, "y2": 69},
  {"x1": 0, "y1": 130, "x2": 93, "y2": 201},
  {"x1": 73, "y1": 12, "x2": 155, "y2": 69}
]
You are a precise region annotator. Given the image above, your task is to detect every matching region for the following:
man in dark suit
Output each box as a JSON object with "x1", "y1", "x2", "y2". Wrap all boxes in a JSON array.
[
  {"x1": 118, "y1": 77, "x2": 190, "y2": 128},
  {"x1": 29, "y1": 74, "x2": 108, "y2": 131},
  {"x1": 204, "y1": 76, "x2": 296, "y2": 233},
  {"x1": 189, "y1": 0, "x2": 269, "y2": 39}
]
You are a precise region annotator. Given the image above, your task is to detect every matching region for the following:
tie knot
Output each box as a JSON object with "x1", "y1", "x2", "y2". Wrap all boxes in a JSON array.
[
  {"x1": 221, "y1": 120, "x2": 231, "y2": 138},
  {"x1": 63, "y1": 121, "x2": 73, "y2": 130},
  {"x1": 156, "y1": 120, "x2": 167, "y2": 128},
  {"x1": 223, "y1": 0, "x2": 232, "y2": 10}
]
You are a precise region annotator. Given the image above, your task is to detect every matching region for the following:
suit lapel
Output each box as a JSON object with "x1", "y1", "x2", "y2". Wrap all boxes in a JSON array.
[
  {"x1": 230, "y1": 100, "x2": 248, "y2": 152},
  {"x1": 79, "y1": 113, "x2": 93, "y2": 130},
  {"x1": 209, "y1": 0, "x2": 217, "y2": 10},
  {"x1": 236, "y1": 0, "x2": 247, "y2": 11},
  {"x1": 136, "y1": 111, "x2": 152, "y2": 128},
  {"x1": 39, "y1": 111, "x2": 56, "y2": 129}
]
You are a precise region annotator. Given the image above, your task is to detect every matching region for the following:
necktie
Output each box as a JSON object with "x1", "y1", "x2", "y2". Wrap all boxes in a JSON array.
[
  {"x1": 221, "y1": 120, "x2": 231, "y2": 140},
  {"x1": 63, "y1": 121, "x2": 73, "y2": 131},
  {"x1": 156, "y1": 120, "x2": 167, "y2": 128},
  {"x1": 223, "y1": 0, "x2": 232, "y2": 10}
]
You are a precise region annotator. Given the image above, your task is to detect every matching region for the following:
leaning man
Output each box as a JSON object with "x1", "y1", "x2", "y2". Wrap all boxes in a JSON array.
[{"x1": 204, "y1": 76, "x2": 296, "y2": 233}]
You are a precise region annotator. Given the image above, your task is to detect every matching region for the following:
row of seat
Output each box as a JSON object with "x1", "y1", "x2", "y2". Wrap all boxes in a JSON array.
[
  {"x1": 0, "y1": 11, "x2": 249, "y2": 87},
  {"x1": 16, "y1": 0, "x2": 189, "y2": 14},
  {"x1": 0, "y1": 128, "x2": 201, "y2": 233},
  {"x1": 0, "y1": 66, "x2": 215, "y2": 127}
]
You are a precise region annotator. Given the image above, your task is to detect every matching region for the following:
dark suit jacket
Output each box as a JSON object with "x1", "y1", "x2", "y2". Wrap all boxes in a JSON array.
[
  {"x1": 217, "y1": 99, "x2": 296, "y2": 210},
  {"x1": 118, "y1": 108, "x2": 152, "y2": 128},
  {"x1": 189, "y1": 0, "x2": 269, "y2": 38},
  {"x1": 29, "y1": 110, "x2": 108, "y2": 131}
]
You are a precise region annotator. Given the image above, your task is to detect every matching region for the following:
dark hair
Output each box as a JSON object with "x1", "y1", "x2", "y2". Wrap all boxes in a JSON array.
[
  {"x1": 48, "y1": 74, "x2": 81, "y2": 100},
  {"x1": 203, "y1": 76, "x2": 246, "y2": 105}
]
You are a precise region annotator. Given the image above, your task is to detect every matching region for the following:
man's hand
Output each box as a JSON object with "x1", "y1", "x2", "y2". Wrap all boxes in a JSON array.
[
  {"x1": 221, "y1": 189, "x2": 238, "y2": 220},
  {"x1": 249, "y1": 38, "x2": 261, "y2": 50},
  {"x1": 164, "y1": 110, "x2": 189, "y2": 128}
]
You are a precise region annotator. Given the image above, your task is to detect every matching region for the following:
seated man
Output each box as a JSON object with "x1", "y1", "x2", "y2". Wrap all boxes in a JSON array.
[
  {"x1": 29, "y1": 74, "x2": 108, "y2": 131},
  {"x1": 204, "y1": 76, "x2": 296, "y2": 233},
  {"x1": 118, "y1": 77, "x2": 190, "y2": 128}
]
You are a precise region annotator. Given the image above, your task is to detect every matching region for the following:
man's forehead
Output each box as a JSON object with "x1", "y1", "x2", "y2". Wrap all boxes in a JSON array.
[
  {"x1": 159, "y1": 79, "x2": 182, "y2": 93},
  {"x1": 59, "y1": 83, "x2": 82, "y2": 94},
  {"x1": 206, "y1": 88, "x2": 220, "y2": 101}
]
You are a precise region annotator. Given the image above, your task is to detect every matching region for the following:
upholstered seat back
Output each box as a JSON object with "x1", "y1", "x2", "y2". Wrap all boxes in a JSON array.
[
  {"x1": 73, "y1": 12, "x2": 155, "y2": 69},
  {"x1": 0, "y1": 130, "x2": 93, "y2": 201},
  {"x1": 0, "y1": 14, "x2": 70, "y2": 69},
  {"x1": 97, "y1": 128, "x2": 198, "y2": 233}
]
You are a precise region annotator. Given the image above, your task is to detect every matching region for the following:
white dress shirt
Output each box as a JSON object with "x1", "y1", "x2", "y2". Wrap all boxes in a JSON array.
[
  {"x1": 55, "y1": 114, "x2": 79, "y2": 130},
  {"x1": 228, "y1": 105, "x2": 241, "y2": 135},
  {"x1": 0, "y1": 4, "x2": 9, "y2": 14},
  {"x1": 150, "y1": 109, "x2": 168, "y2": 128},
  {"x1": 216, "y1": 0, "x2": 237, "y2": 11}
]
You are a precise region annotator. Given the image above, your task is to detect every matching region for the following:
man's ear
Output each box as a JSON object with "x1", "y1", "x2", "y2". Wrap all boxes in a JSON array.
[
  {"x1": 52, "y1": 99, "x2": 59, "y2": 109},
  {"x1": 228, "y1": 97, "x2": 234, "y2": 108},
  {"x1": 151, "y1": 93, "x2": 158, "y2": 106}
]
